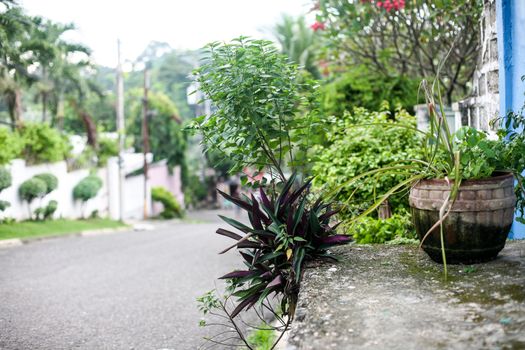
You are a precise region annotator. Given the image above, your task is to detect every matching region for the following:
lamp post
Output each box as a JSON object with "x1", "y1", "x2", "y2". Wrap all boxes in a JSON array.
[
  {"x1": 116, "y1": 40, "x2": 125, "y2": 221},
  {"x1": 142, "y1": 67, "x2": 150, "y2": 219}
]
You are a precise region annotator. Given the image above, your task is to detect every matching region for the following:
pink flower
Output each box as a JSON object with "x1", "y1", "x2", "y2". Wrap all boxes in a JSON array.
[
  {"x1": 310, "y1": 21, "x2": 326, "y2": 31},
  {"x1": 368, "y1": 0, "x2": 405, "y2": 11}
]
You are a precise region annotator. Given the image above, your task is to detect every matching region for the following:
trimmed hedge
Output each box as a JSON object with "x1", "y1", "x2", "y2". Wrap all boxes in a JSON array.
[
  {"x1": 0, "y1": 168, "x2": 12, "y2": 192},
  {"x1": 19, "y1": 178, "x2": 47, "y2": 203},
  {"x1": 73, "y1": 175, "x2": 102, "y2": 202},
  {"x1": 34, "y1": 173, "x2": 58, "y2": 194}
]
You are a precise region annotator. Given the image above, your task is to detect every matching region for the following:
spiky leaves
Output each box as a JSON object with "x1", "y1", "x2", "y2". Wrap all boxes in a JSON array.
[{"x1": 216, "y1": 174, "x2": 351, "y2": 319}]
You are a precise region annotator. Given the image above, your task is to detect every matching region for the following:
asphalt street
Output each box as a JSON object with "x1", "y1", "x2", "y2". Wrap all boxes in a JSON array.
[{"x1": 0, "y1": 211, "x2": 245, "y2": 350}]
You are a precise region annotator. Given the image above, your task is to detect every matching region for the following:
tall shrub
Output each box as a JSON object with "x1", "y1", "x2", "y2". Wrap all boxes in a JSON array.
[{"x1": 190, "y1": 37, "x2": 320, "y2": 178}]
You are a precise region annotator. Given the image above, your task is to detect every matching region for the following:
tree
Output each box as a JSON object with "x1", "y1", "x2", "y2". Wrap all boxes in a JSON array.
[
  {"x1": 317, "y1": 0, "x2": 482, "y2": 103},
  {"x1": 0, "y1": 6, "x2": 39, "y2": 127},
  {"x1": 129, "y1": 89, "x2": 187, "y2": 170},
  {"x1": 273, "y1": 15, "x2": 322, "y2": 78},
  {"x1": 28, "y1": 18, "x2": 91, "y2": 125}
]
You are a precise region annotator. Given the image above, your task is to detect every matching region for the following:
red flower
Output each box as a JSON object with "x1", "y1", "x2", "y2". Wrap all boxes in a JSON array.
[{"x1": 310, "y1": 21, "x2": 326, "y2": 31}]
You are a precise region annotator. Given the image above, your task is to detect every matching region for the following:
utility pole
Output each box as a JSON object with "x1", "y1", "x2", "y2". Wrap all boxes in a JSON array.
[
  {"x1": 116, "y1": 40, "x2": 125, "y2": 221},
  {"x1": 142, "y1": 67, "x2": 150, "y2": 219}
]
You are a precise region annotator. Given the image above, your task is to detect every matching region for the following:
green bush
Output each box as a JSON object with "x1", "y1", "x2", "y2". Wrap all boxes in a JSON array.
[
  {"x1": 34, "y1": 200, "x2": 58, "y2": 220},
  {"x1": 312, "y1": 107, "x2": 422, "y2": 226},
  {"x1": 0, "y1": 168, "x2": 12, "y2": 212},
  {"x1": 184, "y1": 175, "x2": 209, "y2": 208},
  {"x1": 19, "y1": 122, "x2": 70, "y2": 164},
  {"x1": 34, "y1": 173, "x2": 58, "y2": 194},
  {"x1": 351, "y1": 213, "x2": 417, "y2": 244},
  {"x1": 19, "y1": 177, "x2": 47, "y2": 203},
  {"x1": 0, "y1": 167, "x2": 12, "y2": 192},
  {"x1": 0, "y1": 128, "x2": 23, "y2": 165},
  {"x1": 0, "y1": 200, "x2": 10, "y2": 211},
  {"x1": 97, "y1": 137, "x2": 119, "y2": 166},
  {"x1": 73, "y1": 175, "x2": 102, "y2": 202},
  {"x1": 151, "y1": 186, "x2": 183, "y2": 219},
  {"x1": 320, "y1": 66, "x2": 420, "y2": 116}
]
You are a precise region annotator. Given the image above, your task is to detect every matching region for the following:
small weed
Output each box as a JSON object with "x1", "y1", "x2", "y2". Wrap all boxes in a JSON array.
[
  {"x1": 462, "y1": 266, "x2": 477, "y2": 274},
  {"x1": 247, "y1": 324, "x2": 275, "y2": 350}
]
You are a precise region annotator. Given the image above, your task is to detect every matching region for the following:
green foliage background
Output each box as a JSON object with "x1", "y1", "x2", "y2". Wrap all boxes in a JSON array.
[
  {"x1": 312, "y1": 107, "x2": 422, "y2": 234},
  {"x1": 320, "y1": 66, "x2": 420, "y2": 116}
]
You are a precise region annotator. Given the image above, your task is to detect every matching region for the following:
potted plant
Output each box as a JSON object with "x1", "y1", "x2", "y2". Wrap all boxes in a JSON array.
[{"x1": 338, "y1": 80, "x2": 524, "y2": 274}]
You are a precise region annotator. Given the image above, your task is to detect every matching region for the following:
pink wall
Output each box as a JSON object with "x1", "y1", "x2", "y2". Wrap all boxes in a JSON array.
[{"x1": 148, "y1": 162, "x2": 184, "y2": 216}]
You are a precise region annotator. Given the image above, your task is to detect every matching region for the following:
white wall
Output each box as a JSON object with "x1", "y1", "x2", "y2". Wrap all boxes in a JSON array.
[
  {"x1": 0, "y1": 153, "x2": 156, "y2": 221},
  {"x1": 1, "y1": 159, "x2": 109, "y2": 220}
]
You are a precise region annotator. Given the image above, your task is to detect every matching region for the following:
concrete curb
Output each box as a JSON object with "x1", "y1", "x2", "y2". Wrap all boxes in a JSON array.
[
  {"x1": 0, "y1": 225, "x2": 133, "y2": 249},
  {"x1": 0, "y1": 238, "x2": 23, "y2": 248},
  {"x1": 80, "y1": 226, "x2": 131, "y2": 237}
]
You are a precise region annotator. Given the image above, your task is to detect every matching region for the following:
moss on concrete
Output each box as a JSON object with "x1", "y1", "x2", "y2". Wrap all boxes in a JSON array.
[{"x1": 286, "y1": 241, "x2": 525, "y2": 349}]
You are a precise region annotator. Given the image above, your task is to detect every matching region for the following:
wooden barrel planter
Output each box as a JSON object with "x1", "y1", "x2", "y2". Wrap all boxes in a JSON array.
[{"x1": 409, "y1": 172, "x2": 516, "y2": 264}]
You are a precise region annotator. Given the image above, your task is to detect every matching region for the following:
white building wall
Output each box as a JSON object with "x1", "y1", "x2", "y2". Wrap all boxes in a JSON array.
[{"x1": 0, "y1": 153, "x2": 158, "y2": 221}]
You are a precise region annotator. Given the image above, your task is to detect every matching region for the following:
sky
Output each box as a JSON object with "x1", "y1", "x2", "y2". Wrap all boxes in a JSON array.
[{"x1": 20, "y1": 0, "x2": 313, "y2": 67}]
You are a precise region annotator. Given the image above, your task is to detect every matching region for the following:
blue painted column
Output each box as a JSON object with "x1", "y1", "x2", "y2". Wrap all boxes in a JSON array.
[{"x1": 497, "y1": 0, "x2": 525, "y2": 239}]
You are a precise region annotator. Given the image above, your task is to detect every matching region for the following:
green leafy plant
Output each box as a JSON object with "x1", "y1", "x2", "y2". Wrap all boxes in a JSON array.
[
  {"x1": 34, "y1": 173, "x2": 58, "y2": 194},
  {"x1": 34, "y1": 200, "x2": 58, "y2": 221},
  {"x1": 247, "y1": 322, "x2": 276, "y2": 350},
  {"x1": 0, "y1": 128, "x2": 23, "y2": 165},
  {"x1": 18, "y1": 122, "x2": 70, "y2": 164},
  {"x1": 96, "y1": 137, "x2": 119, "y2": 166},
  {"x1": 189, "y1": 37, "x2": 318, "y2": 179},
  {"x1": 495, "y1": 95, "x2": 525, "y2": 223},
  {"x1": 73, "y1": 175, "x2": 102, "y2": 202},
  {"x1": 312, "y1": 106, "x2": 422, "y2": 224},
  {"x1": 352, "y1": 213, "x2": 416, "y2": 244},
  {"x1": 151, "y1": 186, "x2": 183, "y2": 219},
  {"x1": 320, "y1": 66, "x2": 420, "y2": 116}
]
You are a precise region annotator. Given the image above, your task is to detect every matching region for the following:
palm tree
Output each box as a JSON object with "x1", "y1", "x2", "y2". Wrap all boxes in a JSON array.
[
  {"x1": 29, "y1": 19, "x2": 91, "y2": 124},
  {"x1": 0, "y1": 6, "x2": 39, "y2": 128},
  {"x1": 273, "y1": 15, "x2": 321, "y2": 78}
]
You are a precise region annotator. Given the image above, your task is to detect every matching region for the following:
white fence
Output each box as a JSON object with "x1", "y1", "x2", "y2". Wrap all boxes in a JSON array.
[{"x1": 0, "y1": 153, "x2": 182, "y2": 221}]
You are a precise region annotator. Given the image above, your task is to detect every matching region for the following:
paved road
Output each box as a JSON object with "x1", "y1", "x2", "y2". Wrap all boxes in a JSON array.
[{"x1": 0, "y1": 211, "x2": 245, "y2": 350}]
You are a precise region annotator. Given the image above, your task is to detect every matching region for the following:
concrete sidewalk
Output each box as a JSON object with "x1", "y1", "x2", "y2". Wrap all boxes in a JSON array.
[{"x1": 287, "y1": 241, "x2": 525, "y2": 349}]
